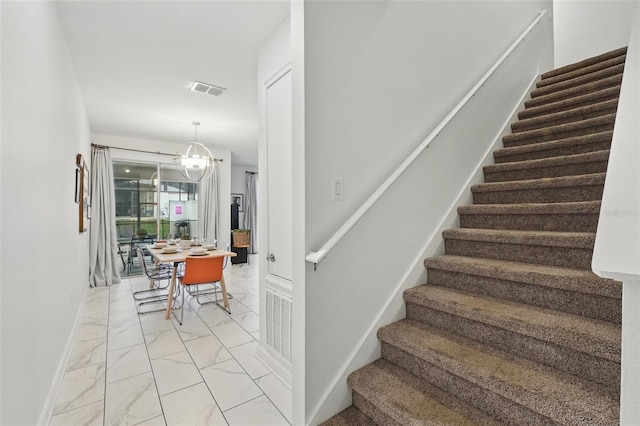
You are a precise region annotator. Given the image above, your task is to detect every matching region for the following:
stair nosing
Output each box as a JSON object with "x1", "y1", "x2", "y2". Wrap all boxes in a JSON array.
[
  {"x1": 519, "y1": 85, "x2": 621, "y2": 119},
  {"x1": 471, "y1": 173, "x2": 605, "y2": 193},
  {"x1": 503, "y1": 114, "x2": 615, "y2": 143},
  {"x1": 540, "y1": 46, "x2": 627, "y2": 80},
  {"x1": 442, "y1": 228, "x2": 595, "y2": 249},
  {"x1": 424, "y1": 254, "x2": 621, "y2": 299},
  {"x1": 484, "y1": 150, "x2": 609, "y2": 174},
  {"x1": 494, "y1": 131, "x2": 613, "y2": 158},
  {"x1": 400, "y1": 288, "x2": 620, "y2": 362},
  {"x1": 531, "y1": 63, "x2": 625, "y2": 98},
  {"x1": 348, "y1": 359, "x2": 498, "y2": 426},
  {"x1": 537, "y1": 55, "x2": 626, "y2": 88},
  {"x1": 379, "y1": 319, "x2": 619, "y2": 423},
  {"x1": 525, "y1": 74, "x2": 623, "y2": 108},
  {"x1": 512, "y1": 99, "x2": 619, "y2": 131},
  {"x1": 458, "y1": 200, "x2": 601, "y2": 215}
]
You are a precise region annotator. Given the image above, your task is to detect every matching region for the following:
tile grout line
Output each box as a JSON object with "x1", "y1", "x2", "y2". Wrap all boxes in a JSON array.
[
  {"x1": 103, "y1": 284, "x2": 111, "y2": 426},
  {"x1": 134, "y1": 276, "x2": 170, "y2": 425},
  {"x1": 71, "y1": 259, "x2": 288, "y2": 426}
]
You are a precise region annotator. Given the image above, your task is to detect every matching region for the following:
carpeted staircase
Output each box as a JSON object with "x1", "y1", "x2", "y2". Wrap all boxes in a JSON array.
[{"x1": 323, "y1": 47, "x2": 626, "y2": 425}]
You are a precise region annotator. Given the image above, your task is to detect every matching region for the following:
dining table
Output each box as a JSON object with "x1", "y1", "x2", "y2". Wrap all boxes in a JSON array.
[{"x1": 147, "y1": 244, "x2": 237, "y2": 320}]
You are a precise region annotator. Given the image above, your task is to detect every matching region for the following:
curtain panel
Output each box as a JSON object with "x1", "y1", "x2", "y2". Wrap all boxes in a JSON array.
[
  {"x1": 243, "y1": 173, "x2": 258, "y2": 254},
  {"x1": 89, "y1": 147, "x2": 121, "y2": 286},
  {"x1": 198, "y1": 164, "x2": 219, "y2": 243}
]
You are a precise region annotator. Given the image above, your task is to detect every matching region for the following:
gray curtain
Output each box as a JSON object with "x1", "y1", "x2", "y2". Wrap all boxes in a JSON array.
[
  {"x1": 243, "y1": 172, "x2": 258, "y2": 254},
  {"x1": 198, "y1": 164, "x2": 219, "y2": 243},
  {"x1": 89, "y1": 147, "x2": 121, "y2": 286}
]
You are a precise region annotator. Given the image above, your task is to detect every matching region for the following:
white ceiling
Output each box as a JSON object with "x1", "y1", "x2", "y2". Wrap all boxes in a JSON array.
[{"x1": 56, "y1": 0, "x2": 290, "y2": 166}]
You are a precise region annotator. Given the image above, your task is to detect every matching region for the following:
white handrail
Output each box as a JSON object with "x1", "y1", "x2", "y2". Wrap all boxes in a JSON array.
[{"x1": 305, "y1": 9, "x2": 549, "y2": 268}]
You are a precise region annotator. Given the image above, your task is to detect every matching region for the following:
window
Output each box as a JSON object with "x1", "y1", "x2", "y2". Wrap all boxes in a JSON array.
[{"x1": 113, "y1": 161, "x2": 198, "y2": 241}]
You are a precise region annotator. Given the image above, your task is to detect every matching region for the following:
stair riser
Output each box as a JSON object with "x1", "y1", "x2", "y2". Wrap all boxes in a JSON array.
[
  {"x1": 494, "y1": 140, "x2": 612, "y2": 163},
  {"x1": 351, "y1": 392, "x2": 402, "y2": 426},
  {"x1": 427, "y1": 266, "x2": 620, "y2": 322},
  {"x1": 444, "y1": 239, "x2": 593, "y2": 270},
  {"x1": 459, "y1": 212, "x2": 599, "y2": 233},
  {"x1": 519, "y1": 87, "x2": 621, "y2": 120},
  {"x1": 472, "y1": 185, "x2": 604, "y2": 205},
  {"x1": 512, "y1": 106, "x2": 618, "y2": 134},
  {"x1": 380, "y1": 344, "x2": 557, "y2": 425},
  {"x1": 531, "y1": 65, "x2": 624, "y2": 98},
  {"x1": 404, "y1": 304, "x2": 621, "y2": 392},
  {"x1": 484, "y1": 160, "x2": 608, "y2": 182},
  {"x1": 503, "y1": 122, "x2": 615, "y2": 148},
  {"x1": 525, "y1": 76, "x2": 623, "y2": 109}
]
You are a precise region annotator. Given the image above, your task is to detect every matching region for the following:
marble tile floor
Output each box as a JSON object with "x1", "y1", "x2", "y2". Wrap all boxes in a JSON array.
[{"x1": 50, "y1": 255, "x2": 292, "y2": 426}]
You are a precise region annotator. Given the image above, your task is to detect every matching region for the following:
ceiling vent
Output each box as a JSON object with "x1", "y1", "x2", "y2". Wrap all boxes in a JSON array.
[{"x1": 190, "y1": 81, "x2": 226, "y2": 97}]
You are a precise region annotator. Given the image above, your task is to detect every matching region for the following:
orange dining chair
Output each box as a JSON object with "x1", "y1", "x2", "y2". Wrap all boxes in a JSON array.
[{"x1": 175, "y1": 255, "x2": 231, "y2": 325}]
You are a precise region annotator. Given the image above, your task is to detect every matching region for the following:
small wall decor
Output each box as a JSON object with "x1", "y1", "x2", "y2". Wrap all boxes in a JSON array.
[
  {"x1": 75, "y1": 167, "x2": 81, "y2": 203},
  {"x1": 76, "y1": 154, "x2": 90, "y2": 232},
  {"x1": 231, "y1": 193, "x2": 244, "y2": 212}
]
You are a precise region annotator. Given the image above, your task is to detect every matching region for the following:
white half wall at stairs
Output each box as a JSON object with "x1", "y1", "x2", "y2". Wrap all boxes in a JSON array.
[
  {"x1": 592, "y1": 7, "x2": 640, "y2": 424},
  {"x1": 301, "y1": 4, "x2": 554, "y2": 424}
]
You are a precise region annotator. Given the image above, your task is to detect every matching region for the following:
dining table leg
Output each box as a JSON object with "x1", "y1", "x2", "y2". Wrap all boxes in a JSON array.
[
  {"x1": 164, "y1": 262, "x2": 178, "y2": 320},
  {"x1": 218, "y1": 274, "x2": 231, "y2": 313}
]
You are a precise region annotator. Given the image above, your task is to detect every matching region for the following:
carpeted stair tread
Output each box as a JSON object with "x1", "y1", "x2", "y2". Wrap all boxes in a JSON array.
[
  {"x1": 458, "y1": 201, "x2": 601, "y2": 216},
  {"x1": 537, "y1": 53, "x2": 626, "y2": 88},
  {"x1": 458, "y1": 201, "x2": 601, "y2": 232},
  {"x1": 493, "y1": 131, "x2": 613, "y2": 163},
  {"x1": 525, "y1": 74, "x2": 623, "y2": 109},
  {"x1": 471, "y1": 173, "x2": 605, "y2": 205},
  {"x1": 378, "y1": 319, "x2": 619, "y2": 425},
  {"x1": 443, "y1": 228, "x2": 594, "y2": 248},
  {"x1": 347, "y1": 359, "x2": 502, "y2": 426},
  {"x1": 511, "y1": 99, "x2": 618, "y2": 133},
  {"x1": 540, "y1": 46, "x2": 627, "y2": 80},
  {"x1": 519, "y1": 85, "x2": 621, "y2": 119},
  {"x1": 320, "y1": 406, "x2": 376, "y2": 426},
  {"x1": 502, "y1": 113, "x2": 615, "y2": 147},
  {"x1": 443, "y1": 228, "x2": 596, "y2": 269},
  {"x1": 531, "y1": 63, "x2": 624, "y2": 98},
  {"x1": 424, "y1": 255, "x2": 621, "y2": 323},
  {"x1": 472, "y1": 173, "x2": 604, "y2": 193},
  {"x1": 403, "y1": 285, "x2": 620, "y2": 363},
  {"x1": 483, "y1": 150, "x2": 609, "y2": 182}
]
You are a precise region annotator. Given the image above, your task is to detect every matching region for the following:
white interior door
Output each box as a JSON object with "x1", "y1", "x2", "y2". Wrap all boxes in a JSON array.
[{"x1": 265, "y1": 69, "x2": 292, "y2": 282}]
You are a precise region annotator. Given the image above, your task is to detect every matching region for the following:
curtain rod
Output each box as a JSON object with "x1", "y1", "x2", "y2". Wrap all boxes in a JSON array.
[
  {"x1": 91, "y1": 143, "x2": 223, "y2": 162},
  {"x1": 245, "y1": 171, "x2": 258, "y2": 174}
]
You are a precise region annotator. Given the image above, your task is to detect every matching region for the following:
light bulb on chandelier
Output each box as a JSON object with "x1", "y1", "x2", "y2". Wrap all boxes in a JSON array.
[{"x1": 174, "y1": 121, "x2": 216, "y2": 182}]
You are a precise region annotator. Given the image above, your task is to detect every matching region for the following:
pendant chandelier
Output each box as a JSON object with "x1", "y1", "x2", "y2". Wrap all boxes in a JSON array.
[{"x1": 174, "y1": 121, "x2": 215, "y2": 182}]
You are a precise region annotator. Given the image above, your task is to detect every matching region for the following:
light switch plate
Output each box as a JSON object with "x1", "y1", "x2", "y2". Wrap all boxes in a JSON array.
[{"x1": 332, "y1": 177, "x2": 344, "y2": 200}]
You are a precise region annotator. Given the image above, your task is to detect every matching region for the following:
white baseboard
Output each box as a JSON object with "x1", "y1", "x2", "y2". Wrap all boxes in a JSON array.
[
  {"x1": 257, "y1": 342, "x2": 292, "y2": 390},
  {"x1": 37, "y1": 284, "x2": 90, "y2": 425}
]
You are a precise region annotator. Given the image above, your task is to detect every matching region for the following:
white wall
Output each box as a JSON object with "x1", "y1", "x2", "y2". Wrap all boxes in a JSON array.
[
  {"x1": 91, "y1": 133, "x2": 232, "y2": 249},
  {"x1": 231, "y1": 164, "x2": 258, "y2": 229},
  {"x1": 591, "y1": 9, "x2": 640, "y2": 424},
  {"x1": 300, "y1": 1, "x2": 553, "y2": 423},
  {"x1": 0, "y1": 2, "x2": 92, "y2": 424},
  {"x1": 554, "y1": 0, "x2": 637, "y2": 67}
]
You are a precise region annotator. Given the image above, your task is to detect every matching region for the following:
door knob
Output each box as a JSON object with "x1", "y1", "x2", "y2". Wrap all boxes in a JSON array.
[{"x1": 266, "y1": 253, "x2": 276, "y2": 262}]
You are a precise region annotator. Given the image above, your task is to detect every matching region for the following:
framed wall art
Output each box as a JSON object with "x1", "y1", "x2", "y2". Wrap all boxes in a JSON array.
[
  {"x1": 76, "y1": 154, "x2": 90, "y2": 232},
  {"x1": 231, "y1": 193, "x2": 244, "y2": 212}
]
